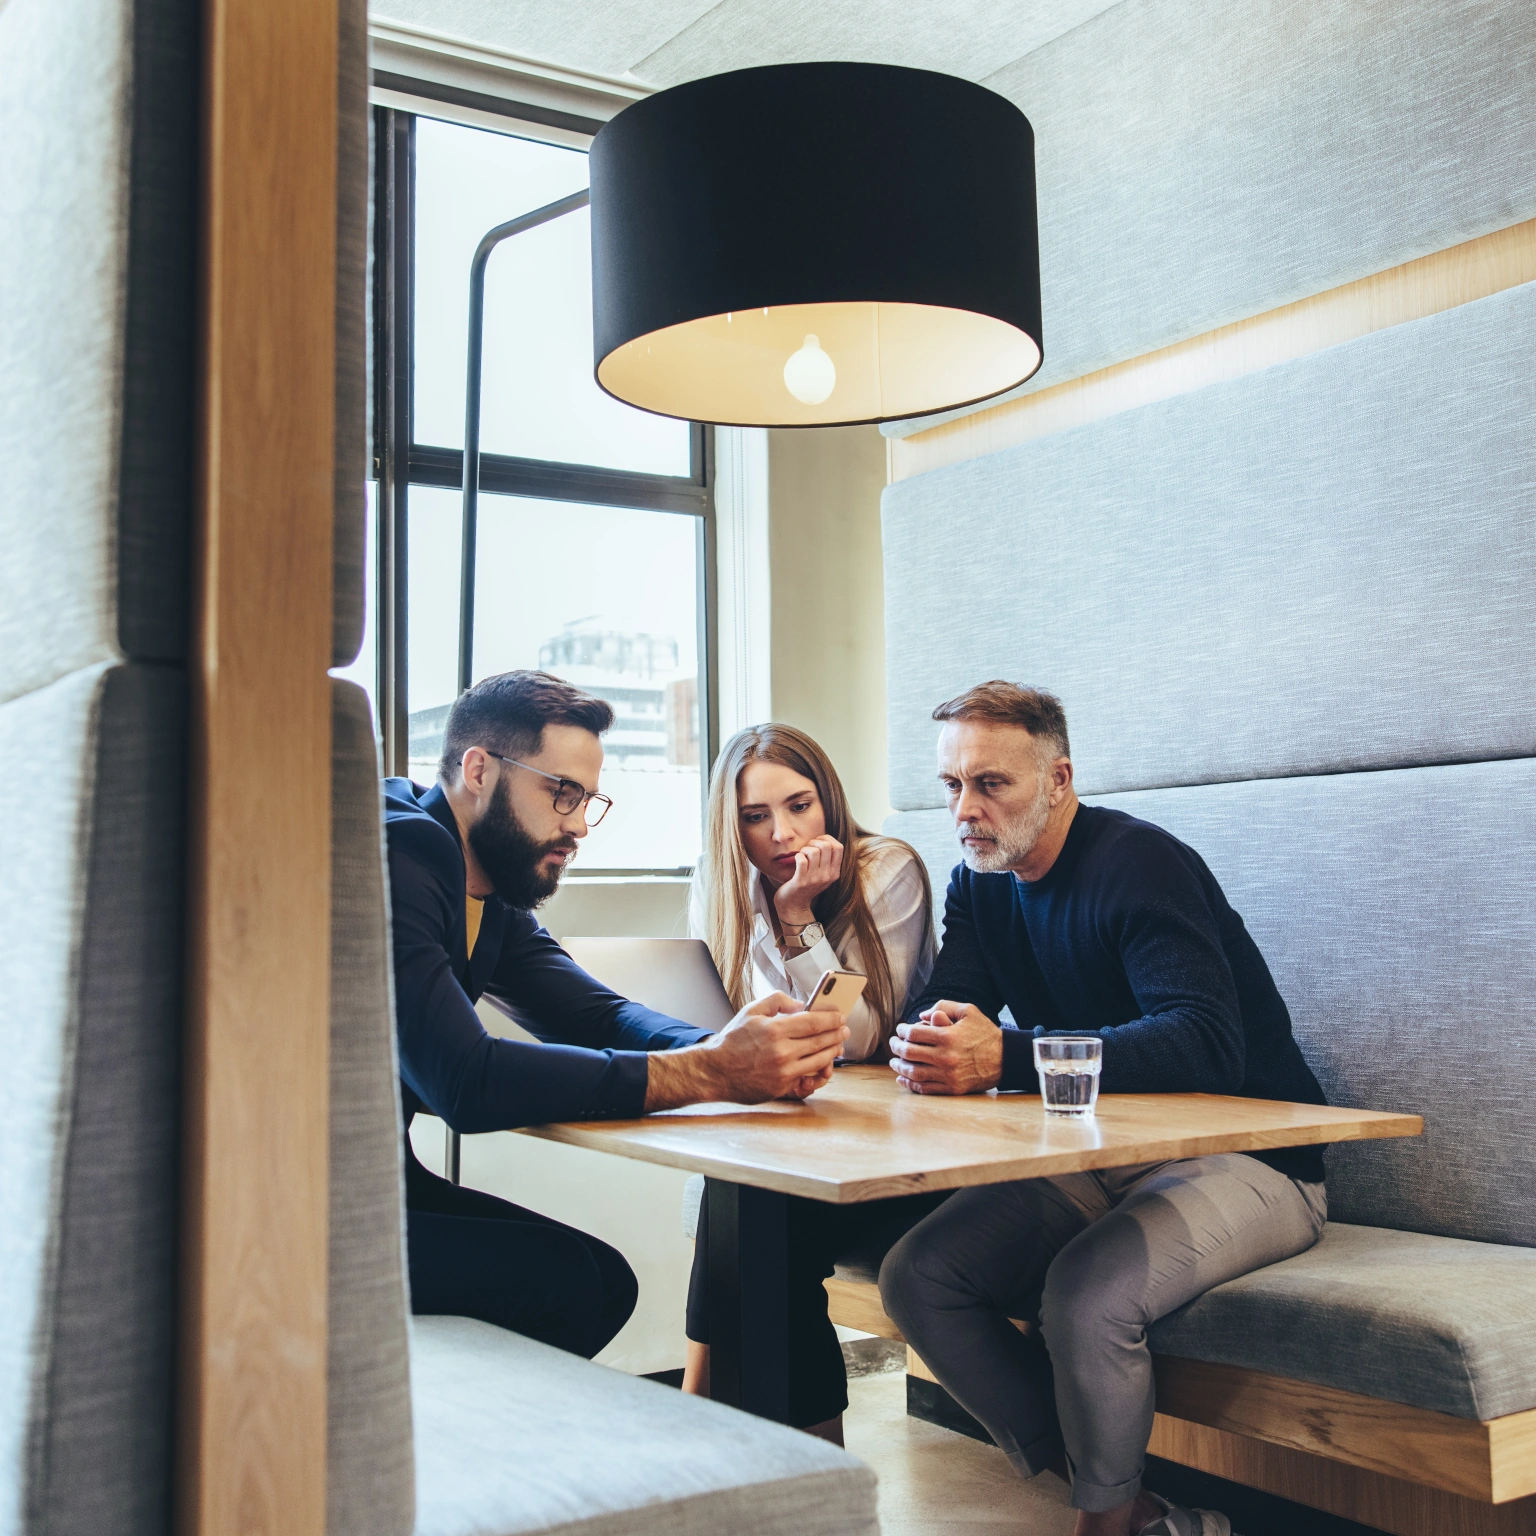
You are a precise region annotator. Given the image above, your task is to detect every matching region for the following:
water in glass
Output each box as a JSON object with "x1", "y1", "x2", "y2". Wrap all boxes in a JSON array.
[
  {"x1": 1038, "y1": 1061, "x2": 1100, "y2": 1115},
  {"x1": 1032, "y1": 1036, "x2": 1103, "y2": 1118}
]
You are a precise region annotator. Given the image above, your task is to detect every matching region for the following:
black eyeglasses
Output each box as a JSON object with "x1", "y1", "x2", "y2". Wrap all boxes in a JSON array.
[{"x1": 489, "y1": 754, "x2": 614, "y2": 826}]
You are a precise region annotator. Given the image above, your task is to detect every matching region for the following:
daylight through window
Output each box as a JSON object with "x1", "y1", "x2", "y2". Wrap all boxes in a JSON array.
[{"x1": 369, "y1": 108, "x2": 712, "y2": 873}]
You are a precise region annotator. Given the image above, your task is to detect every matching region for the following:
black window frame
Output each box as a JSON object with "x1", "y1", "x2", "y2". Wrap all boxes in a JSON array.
[{"x1": 370, "y1": 102, "x2": 719, "y2": 878}]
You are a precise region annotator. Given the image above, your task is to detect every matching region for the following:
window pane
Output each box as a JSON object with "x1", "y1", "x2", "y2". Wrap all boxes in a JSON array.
[
  {"x1": 405, "y1": 485, "x2": 463, "y2": 781},
  {"x1": 331, "y1": 481, "x2": 380, "y2": 733},
  {"x1": 413, "y1": 116, "x2": 692, "y2": 478},
  {"x1": 471, "y1": 492, "x2": 702, "y2": 871}
]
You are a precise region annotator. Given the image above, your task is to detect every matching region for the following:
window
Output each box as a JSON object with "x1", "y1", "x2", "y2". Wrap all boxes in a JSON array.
[{"x1": 372, "y1": 106, "x2": 713, "y2": 873}]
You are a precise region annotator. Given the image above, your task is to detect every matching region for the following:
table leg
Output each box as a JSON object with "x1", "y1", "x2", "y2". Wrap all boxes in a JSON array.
[{"x1": 706, "y1": 1177, "x2": 790, "y2": 1423}]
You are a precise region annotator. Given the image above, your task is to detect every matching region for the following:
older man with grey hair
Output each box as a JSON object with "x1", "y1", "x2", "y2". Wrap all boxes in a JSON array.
[{"x1": 880, "y1": 681, "x2": 1328, "y2": 1536}]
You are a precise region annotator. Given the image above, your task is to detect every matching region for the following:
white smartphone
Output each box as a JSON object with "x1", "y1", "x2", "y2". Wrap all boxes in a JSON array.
[{"x1": 808, "y1": 968, "x2": 868, "y2": 1016}]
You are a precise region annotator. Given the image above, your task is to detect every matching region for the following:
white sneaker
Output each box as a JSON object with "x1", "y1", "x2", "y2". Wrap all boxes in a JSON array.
[{"x1": 1136, "y1": 1491, "x2": 1232, "y2": 1536}]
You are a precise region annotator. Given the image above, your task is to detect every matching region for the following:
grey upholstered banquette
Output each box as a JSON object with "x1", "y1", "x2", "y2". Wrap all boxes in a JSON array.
[
  {"x1": 881, "y1": 0, "x2": 1536, "y2": 1444},
  {"x1": 2, "y1": 0, "x2": 197, "y2": 1526},
  {"x1": 881, "y1": 274, "x2": 1536, "y2": 1427}
]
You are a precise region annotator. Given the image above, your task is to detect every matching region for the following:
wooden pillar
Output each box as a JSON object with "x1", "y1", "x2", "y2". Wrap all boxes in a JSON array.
[{"x1": 180, "y1": 0, "x2": 338, "y2": 1530}]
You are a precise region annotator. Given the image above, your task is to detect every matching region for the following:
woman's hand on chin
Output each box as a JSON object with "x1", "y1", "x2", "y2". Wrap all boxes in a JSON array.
[{"x1": 773, "y1": 834, "x2": 844, "y2": 923}]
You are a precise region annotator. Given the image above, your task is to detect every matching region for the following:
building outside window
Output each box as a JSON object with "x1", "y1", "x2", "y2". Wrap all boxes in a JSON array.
[{"x1": 364, "y1": 106, "x2": 714, "y2": 874}]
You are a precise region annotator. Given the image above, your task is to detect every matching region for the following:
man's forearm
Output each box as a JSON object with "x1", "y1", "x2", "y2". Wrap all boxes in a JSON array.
[
  {"x1": 642, "y1": 1003, "x2": 849, "y2": 1110},
  {"x1": 644, "y1": 1042, "x2": 723, "y2": 1112}
]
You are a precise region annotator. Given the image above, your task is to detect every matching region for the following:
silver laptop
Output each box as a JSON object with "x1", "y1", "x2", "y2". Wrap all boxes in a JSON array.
[{"x1": 560, "y1": 937, "x2": 736, "y2": 1031}]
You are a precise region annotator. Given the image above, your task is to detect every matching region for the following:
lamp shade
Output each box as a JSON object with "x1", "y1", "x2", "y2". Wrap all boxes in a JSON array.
[{"x1": 589, "y1": 62, "x2": 1041, "y2": 428}]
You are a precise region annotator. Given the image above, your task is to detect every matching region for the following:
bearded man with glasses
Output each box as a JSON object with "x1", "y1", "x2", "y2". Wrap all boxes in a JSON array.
[{"x1": 384, "y1": 669, "x2": 848, "y2": 1360}]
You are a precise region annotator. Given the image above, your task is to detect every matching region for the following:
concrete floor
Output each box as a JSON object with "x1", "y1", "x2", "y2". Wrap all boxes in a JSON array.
[{"x1": 843, "y1": 1369, "x2": 1078, "y2": 1536}]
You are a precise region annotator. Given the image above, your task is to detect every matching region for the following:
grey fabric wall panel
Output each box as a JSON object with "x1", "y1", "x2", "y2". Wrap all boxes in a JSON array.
[
  {"x1": 333, "y1": 0, "x2": 371, "y2": 671},
  {"x1": 0, "y1": 0, "x2": 134, "y2": 703},
  {"x1": 327, "y1": 681, "x2": 414, "y2": 1536},
  {"x1": 37, "y1": 665, "x2": 183, "y2": 1535},
  {"x1": 0, "y1": 0, "x2": 198, "y2": 704},
  {"x1": 881, "y1": 812, "x2": 960, "y2": 931},
  {"x1": 886, "y1": 0, "x2": 1536, "y2": 437},
  {"x1": 883, "y1": 278, "x2": 1536, "y2": 812},
  {"x1": 0, "y1": 667, "x2": 101, "y2": 1532},
  {"x1": 0, "y1": 663, "x2": 183, "y2": 1535},
  {"x1": 886, "y1": 754, "x2": 1536, "y2": 1248}
]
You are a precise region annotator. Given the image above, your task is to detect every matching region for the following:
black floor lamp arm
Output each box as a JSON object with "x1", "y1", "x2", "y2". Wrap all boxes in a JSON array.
[
  {"x1": 457, "y1": 187, "x2": 592, "y2": 697},
  {"x1": 448, "y1": 186, "x2": 590, "y2": 1186}
]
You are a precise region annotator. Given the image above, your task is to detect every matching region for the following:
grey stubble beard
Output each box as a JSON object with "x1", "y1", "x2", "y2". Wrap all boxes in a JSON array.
[{"x1": 957, "y1": 771, "x2": 1052, "y2": 874}]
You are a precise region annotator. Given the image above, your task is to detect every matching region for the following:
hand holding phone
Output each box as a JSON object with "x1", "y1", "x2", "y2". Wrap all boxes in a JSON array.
[{"x1": 809, "y1": 968, "x2": 868, "y2": 1018}]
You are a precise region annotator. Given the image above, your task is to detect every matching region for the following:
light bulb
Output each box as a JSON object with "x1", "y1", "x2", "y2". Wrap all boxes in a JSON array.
[{"x1": 783, "y1": 333, "x2": 836, "y2": 405}]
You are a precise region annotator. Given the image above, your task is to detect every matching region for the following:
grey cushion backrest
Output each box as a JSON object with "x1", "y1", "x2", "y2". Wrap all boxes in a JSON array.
[
  {"x1": 884, "y1": 278, "x2": 1536, "y2": 813},
  {"x1": 0, "y1": 0, "x2": 196, "y2": 1529},
  {"x1": 0, "y1": 0, "x2": 198, "y2": 702},
  {"x1": 886, "y1": 0, "x2": 1536, "y2": 438},
  {"x1": 0, "y1": 0, "x2": 365, "y2": 692},
  {"x1": 327, "y1": 0, "x2": 411, "y2": 1524},
  {"x1": 889, "y1": 752, "x2": 1536, "y2": 1248},
  {"x1": 328, "y1": 681, "x2": 414, "y2": 1536},
  {"x1": 0, "y1": 664, "x2": 186, "y2": 1534}
]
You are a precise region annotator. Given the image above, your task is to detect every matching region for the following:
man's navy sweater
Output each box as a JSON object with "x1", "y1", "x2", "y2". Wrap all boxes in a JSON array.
[
  {"x1": 908, "y1": 803, "x2": 1327, "y2": 1183},
  {"x1": 382, "y1": 779, "x2": 708, "y2": 1142}
]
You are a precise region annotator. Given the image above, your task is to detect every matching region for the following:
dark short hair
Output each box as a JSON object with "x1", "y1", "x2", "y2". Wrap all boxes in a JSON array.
[
  {"x1": 438, "y1": 670, "x2": 614, "y2": 782},
  {"x1": 931, "y1": 681, "x2": 1071, "y2": 760}
]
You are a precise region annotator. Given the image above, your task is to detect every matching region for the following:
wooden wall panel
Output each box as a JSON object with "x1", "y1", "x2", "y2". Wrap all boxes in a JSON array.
[
  {"x1": 181, "y1": 0, "x2": 338, "y2": 1532},
  {"x1": 890, "y1": 216, "x2": 1536, "y2": 483}
]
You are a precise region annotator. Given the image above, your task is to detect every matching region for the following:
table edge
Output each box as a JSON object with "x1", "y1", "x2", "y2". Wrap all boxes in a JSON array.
[{"x1": 517, "y1": 1106, "x2": 1424, "y2": 1205}]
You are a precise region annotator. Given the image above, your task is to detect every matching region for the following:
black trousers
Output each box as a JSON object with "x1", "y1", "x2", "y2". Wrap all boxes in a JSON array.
[
  {"x1": 686, "y1": 1187, "x2": 950, "y2": 1427},
  {"x1": 405, "y1": 1147, "x2": 637, "y2": 1359}
]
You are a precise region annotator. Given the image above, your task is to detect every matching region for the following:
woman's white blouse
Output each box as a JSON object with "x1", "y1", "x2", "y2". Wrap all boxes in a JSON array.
[{"x1": 688, "y1": 840, "x2": 937, "y2": 1062}]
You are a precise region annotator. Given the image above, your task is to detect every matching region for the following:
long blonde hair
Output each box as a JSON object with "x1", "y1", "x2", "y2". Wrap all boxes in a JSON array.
[{"x1": 699, "y1": 724, "x2": 932, "y2": 1054}]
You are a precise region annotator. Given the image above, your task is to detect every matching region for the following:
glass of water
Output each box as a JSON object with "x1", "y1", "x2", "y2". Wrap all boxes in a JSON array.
[{"x1": 1032, "y1": 1036, "x2": 1103, "y2": 1117}]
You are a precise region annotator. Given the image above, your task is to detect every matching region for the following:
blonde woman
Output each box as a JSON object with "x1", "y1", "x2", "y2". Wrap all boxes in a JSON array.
[{"x1": 682, "y1": 724, "x2": 943, "y2": 1441}]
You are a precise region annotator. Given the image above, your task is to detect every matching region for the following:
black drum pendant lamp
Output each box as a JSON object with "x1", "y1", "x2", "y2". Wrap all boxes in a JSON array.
[{"x1": 589, "y1": 62, "x2": 1042, "y2": 428}]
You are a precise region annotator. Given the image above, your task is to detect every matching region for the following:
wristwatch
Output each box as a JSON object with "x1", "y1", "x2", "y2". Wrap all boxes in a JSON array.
[{"x1": 780, "y1": 921, "x2": 825, "y2": 950}]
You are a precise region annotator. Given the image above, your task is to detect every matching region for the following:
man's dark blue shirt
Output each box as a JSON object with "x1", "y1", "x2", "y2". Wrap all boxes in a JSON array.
[
  {"x1": 908, "y1": 803, "x2": 1327, "y2": 1182},
  {"x1": 382, "y1": 779, "x2": 708, "y2": 1141}
]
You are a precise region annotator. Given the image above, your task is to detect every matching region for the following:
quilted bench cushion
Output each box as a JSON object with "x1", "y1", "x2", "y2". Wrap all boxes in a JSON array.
[
  {"x1": 410, "y1": 1316, "x2": 878, "y2": 1536},
  {"x1": 1148, "y1": 1221, "x2": 1536, "y2": 1420}
]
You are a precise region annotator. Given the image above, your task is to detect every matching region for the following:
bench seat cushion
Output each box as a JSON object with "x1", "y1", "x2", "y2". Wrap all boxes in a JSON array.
[
  {"x1": 1148, "y1": 1222, "x2": 1536, "y2": 1421},
  {"x1": 410, "y1": 1316, "x2": 878, "y2": 1536}
]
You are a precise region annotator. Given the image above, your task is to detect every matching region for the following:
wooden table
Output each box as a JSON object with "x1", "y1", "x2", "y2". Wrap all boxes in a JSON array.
[{"x1": 523, "y1": 1066, "x2": 1421, "y2": 1422}]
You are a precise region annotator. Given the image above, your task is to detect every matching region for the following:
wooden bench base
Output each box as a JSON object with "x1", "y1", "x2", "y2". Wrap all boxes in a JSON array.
[
  {"x1": 1151, "y1": 1356, "x2": 1536, "y2": 1505},
  {"x1": 1147, "y1": 1418, "x2": 1536, "y2": 1536},
  {"x1": 827, "y1": 1276, "x2": 1536, "y2": 1534},
  {"x1": 824, "y1": 1276, "x2": 904, "y2": 1339}
]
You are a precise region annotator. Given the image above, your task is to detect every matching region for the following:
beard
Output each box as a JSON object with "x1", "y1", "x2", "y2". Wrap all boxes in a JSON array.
[
  {"x1": 467, "y1": 776, "x2": 577, "y2": 910},
  {"x1": 958, "y1": 772, "x2": 1052, "y2": 874}
]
